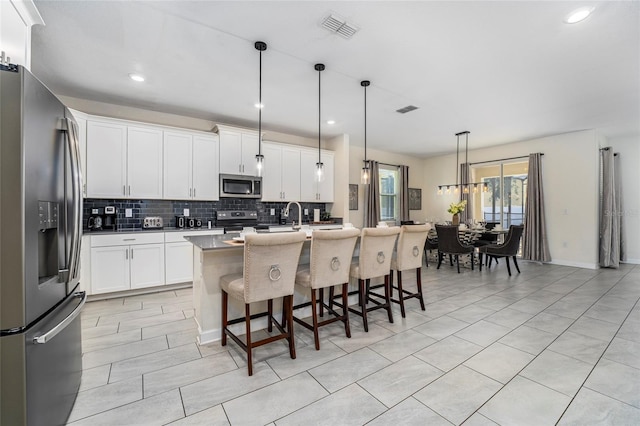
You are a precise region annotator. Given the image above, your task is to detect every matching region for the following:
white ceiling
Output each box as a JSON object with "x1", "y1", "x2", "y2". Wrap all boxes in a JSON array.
[{"x1": 31, "y1": 1, "x2": 640, "y2": 157}]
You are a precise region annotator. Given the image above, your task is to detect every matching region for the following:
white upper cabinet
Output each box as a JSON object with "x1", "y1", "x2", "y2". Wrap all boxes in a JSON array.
[
  {"x1": 261, "y1": 141, "x2": 301, "y2": 201},
  {"x1": 163, "y1": 132, "x2": 219, "y2": 201},
  {"x1": 86, "y1": 119, "x2": 163, "y2": 199},
  {"x1": 317, "y1": 150, "x2": 334, "y2": 202},
  {"x1": 127, "y1": 126, "x2": 163, "y2": 199},
  {"x1": 192, "y1": 135, "x2": 219, "y2": 201},
  {"x1": 216, "y1": 125, "x2": 259, "y2": 176},
  {"x1": 261, "y1": 143, "x2": 282, "y2": 201},
  {"x1": 163, "y1": 131, "x2": 193, "y2": 200},
  {"x1": 300, "y1": 148, "x2": 334, "y2": 203},
  {"x1": 86, "y1": 120, "x2": 127, "y2": 198}
]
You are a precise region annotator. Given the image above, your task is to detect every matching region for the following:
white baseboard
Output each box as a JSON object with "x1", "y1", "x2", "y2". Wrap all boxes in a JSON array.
[
  {"x1": 622, "y1": 258, "x2": 640, "y2": 265},
  {"x1": 548, "y1": 259, "x2": 599, "y2": 270}
]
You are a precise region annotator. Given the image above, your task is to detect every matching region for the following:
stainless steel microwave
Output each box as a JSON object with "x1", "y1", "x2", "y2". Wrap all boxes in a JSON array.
[{"x1": 219, "y1": 174, "x2": 262, "y2": 198}]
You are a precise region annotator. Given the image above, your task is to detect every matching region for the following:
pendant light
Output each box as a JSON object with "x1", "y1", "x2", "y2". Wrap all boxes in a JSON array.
[
  {"x1": 436, "y1": 131, "x2": 488, "y2": 195},
  {"x1": 360, "y1": 80, "x2": 371, "y2": 184},
  {"x1": 254, "y1": 41, "x2": 267, "y2": 177},
  {"x1": 315, "y1": 63, "x2": 325, "y2": 182}
]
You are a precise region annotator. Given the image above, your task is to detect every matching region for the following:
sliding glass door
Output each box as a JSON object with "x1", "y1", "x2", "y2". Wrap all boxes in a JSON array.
[{"x1": 471, "y1": 160, "x2": 528, "y2": 228}]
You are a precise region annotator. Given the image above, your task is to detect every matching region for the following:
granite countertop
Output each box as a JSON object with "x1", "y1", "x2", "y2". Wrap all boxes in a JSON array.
[
  {"x1": 83, "y1": 227, "x2": 225, "y2": 235},
  {"x1": 185, "y1": 234, "x2": 241, "y2": 250}
]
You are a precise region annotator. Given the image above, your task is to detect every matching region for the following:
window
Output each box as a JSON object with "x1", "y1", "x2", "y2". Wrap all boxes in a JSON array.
[
  {"x1": 379, "y1": 166, "x2": 399, "y2": 222},
  {"x1": 471, "y1": 160, "x2": 528, "y2": 227}
]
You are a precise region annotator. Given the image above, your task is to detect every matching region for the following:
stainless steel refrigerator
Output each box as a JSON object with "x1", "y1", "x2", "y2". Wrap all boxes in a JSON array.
[{"x1": 1, "y1": 64, "x2": 86, "y2": 425}]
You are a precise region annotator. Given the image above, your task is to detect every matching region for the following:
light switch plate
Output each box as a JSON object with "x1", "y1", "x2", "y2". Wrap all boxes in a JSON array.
[
  {"x1": 125, "y1": 208, "x2": 133, "y2": 218},
  {"x1": 92, "y1": 208, "x2": 99, "y2": 214},
  {"x1": 270, "y1": 208, "x2": 275, "y2": 215},
  {"x1": 184, "y1": 209, "x2": 189, "y2": 217},
  {"x1": 304, "y1": 209, "x2": 309, "y2": 215}
]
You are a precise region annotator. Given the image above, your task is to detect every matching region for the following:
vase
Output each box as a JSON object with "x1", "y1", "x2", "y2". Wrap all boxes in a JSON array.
[{"x1": 452, "y1": 214, "x2": 460, "y2": 226}]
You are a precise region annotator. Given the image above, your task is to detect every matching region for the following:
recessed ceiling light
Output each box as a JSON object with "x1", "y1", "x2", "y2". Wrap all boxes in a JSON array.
[
  {"x1": 565, "y1": 7, "x2": 594, "y2": 24},
  {"x1": 327, "y1": 120, "x2": 336, "y2": 125},
  {"x1": 129, "y1": 73, "x2": 145, "y2": 82},
  {"x1": 254, "y1": 103, "x2": 264, "y2": 109}
]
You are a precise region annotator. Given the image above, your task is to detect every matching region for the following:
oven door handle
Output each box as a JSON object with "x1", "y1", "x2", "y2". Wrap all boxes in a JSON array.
[{"x1": 33, "y1": 292, "x2": 86, "y2": 344}]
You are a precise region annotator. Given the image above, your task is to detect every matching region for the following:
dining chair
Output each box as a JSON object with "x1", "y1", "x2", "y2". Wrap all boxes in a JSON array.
[
  {"x1": 435, "y1": 224, "x2": 475, "y2": 273},
  {"x1": 424, "y1": 228, "x2": 438, "y2": 267},
  {"x1": 478, "y1": 224, "x2": 525, "y2": 276},
  {"x1": 289, "y1": 228, "x2": 360, "y2": 350},
  {"x1": 219, "y1": 231, "x2": 306, "y2": 376}
]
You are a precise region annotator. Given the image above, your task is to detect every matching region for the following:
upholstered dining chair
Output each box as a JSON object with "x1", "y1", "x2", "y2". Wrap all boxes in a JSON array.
[
  {"x1": 389, "y1": 224, "x2": 429, "y2": 317},
  {"x1": 219, "y1": 231, "x2": 306, "y2": 376},
  {"x1": 478, "y1": 224, "x2": 525, "y2": 276},
  {"x1": 435, "y1": 224, "x2": 475, "y2": 273},
  {"x1": 424, "y1": 228, "x2": 438, "y2": 267},
  {"x1": 289, "y1": 228, "x2": 360, "y2": 350},
  {"x1": 332, "y1": 226, "x2": 400, "y2": 332}
]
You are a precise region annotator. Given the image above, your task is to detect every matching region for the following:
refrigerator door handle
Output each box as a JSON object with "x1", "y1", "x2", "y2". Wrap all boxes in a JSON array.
[
  {"x1": 33, "y1": 292, "x2": 87, "y2": 344},
  {"x1": 62, "y1": 117, "x2": 83, "y2": 283}
]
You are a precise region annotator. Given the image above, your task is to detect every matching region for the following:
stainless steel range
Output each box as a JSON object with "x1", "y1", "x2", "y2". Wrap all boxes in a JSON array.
[{"x1": 216, "y1": 210, "x2": 258, "y2": 233}]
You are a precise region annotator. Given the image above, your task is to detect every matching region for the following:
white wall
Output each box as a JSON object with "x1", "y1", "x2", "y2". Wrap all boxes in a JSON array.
[
  {"x1": 608, "y1": 137, "x2": 640, "y2": 264},
  {"x1": 423, "y1": 130, "x2": 601, "y2": 269}
]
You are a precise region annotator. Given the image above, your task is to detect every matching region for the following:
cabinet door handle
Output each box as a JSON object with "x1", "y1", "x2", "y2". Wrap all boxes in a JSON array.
[
  {"x1": 239, "y1": 164, "x2": 242, "y2": 173},
  {"x1": 128, "y1": 185, "x2": 131, "y2": 196},
  {"x1": 189, "y1": 188, "x2": 192, "y2": 197},
  {"x1": 123, "y1": 185, "x2": 126, "y2": 195},
  {"x1": 131, "y1": 248, "x2": 134, "y2": 259},
  {"x1": 193, "y1": 188, "x2": 196, "y2": 198},
  {"x1": 125, "y1": 249, "x2": 128, "y2": 260}
]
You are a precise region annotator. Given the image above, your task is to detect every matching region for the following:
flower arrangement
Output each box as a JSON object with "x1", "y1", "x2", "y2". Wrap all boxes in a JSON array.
[{"x1": 447, "y1": 200, "x2": 467, "y2": 215}]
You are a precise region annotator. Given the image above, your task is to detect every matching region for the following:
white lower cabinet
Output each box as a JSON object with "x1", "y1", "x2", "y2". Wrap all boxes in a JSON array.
[
  {"x1": 88, "y1": 230, "x2": 223, "y2": 295},
  {"x1": 90, "y1": 233, "x2": 165, "y2": 295},
  {"x1": 165, "y1": 230, "x2": 223, "y2": 284}
]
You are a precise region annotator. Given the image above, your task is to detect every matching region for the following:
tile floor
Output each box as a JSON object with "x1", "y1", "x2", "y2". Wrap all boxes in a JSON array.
[{"x1": 68, "y1": 260, "x2": 640, "y2": 425}]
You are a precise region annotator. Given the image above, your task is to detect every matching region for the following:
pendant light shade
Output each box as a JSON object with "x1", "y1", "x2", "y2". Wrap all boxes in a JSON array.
[
  {"x1": 360, "y1": 80, "x2": 370, "y2": 184},
  {"x1": 315, "y1": 63, "x2": 325, "y2": 182},
  {"x1": 255, "y1": 41, "x2": 267, "y2": 177}
]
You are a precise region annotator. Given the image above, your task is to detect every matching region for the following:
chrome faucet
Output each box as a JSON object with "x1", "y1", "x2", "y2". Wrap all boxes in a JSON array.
[{"x1": 284, "y1": 201, "x2": 302, "y2": 230}]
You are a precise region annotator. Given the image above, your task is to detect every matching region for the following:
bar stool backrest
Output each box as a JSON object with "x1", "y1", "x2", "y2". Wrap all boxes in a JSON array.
[
  {"x1": 243, "y1": 232, "x2": 306, "y2": 303},
  {"x1": 309, "y1": 228, "x2": 360, "y2": 289},
  {"x1": 358, "y1": 227, "x2": 400, "y2": 280},
  {"x1": 395, "y1": 224, "x2": 429, "y2": 271}
]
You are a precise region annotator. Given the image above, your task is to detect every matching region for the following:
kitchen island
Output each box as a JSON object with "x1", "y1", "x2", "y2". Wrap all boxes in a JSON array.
[{"x1": 186, "y1": 233, "x2": 314, "y2": 344}]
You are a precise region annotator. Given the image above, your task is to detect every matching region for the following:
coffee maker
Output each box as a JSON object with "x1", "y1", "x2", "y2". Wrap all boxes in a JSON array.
[
  {"x1": 87, "y1": 208, "x2": 104, "y2": 231},
  {"x1": 103, "y1": 206, "x2": 117, "y2": 230}
]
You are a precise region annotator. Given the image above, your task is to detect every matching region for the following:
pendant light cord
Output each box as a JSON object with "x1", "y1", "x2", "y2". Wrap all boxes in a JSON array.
[
  {"x1": 318, "y1": 65, "x2": 321, "y2": 163},
  {"x1": 258, "y1": 49, "x2": 262, "y2": 156}
]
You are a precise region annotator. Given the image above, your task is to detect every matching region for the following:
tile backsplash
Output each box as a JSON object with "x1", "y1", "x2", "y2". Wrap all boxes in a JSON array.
[{"x1": 83, "y1": 199, "x2": 328, "y2": 230}]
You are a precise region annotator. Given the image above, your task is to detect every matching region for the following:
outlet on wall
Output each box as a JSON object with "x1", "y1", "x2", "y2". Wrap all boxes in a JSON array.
[
  {"x1": 125, "y1": 208, "x2": 133, "y2": 218},
  {"x1": 270, "y1": 208, "x2": 275, "y2": 215},
  {"x1": 184, "y1": 209, "x2": 189, "y2": 217},
  {"x1": 304, "y1": 209, "x2": 309, "y2": 215}
]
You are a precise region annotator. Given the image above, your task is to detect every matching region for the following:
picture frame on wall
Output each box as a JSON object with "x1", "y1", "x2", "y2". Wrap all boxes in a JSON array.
[
  {"x1": 349, "y1": 184, "x2": 358, "y2": 210},
  {"x1": 409, "y1": 188, "x2": 421, "y2": 210}
]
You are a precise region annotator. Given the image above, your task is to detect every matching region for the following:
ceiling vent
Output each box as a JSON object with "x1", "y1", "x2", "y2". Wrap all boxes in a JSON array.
[
  {"x1": 321, "y1": 14, "x2": 359, "y2": 39},
  {"x1": 396, "y1": 105, "x2": 419, "y2": 114}
]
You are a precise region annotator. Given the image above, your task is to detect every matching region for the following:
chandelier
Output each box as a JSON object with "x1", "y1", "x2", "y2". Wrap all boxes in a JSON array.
[{"x1": 437, "y1": 131, "x2": 488, "y2": 195}]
